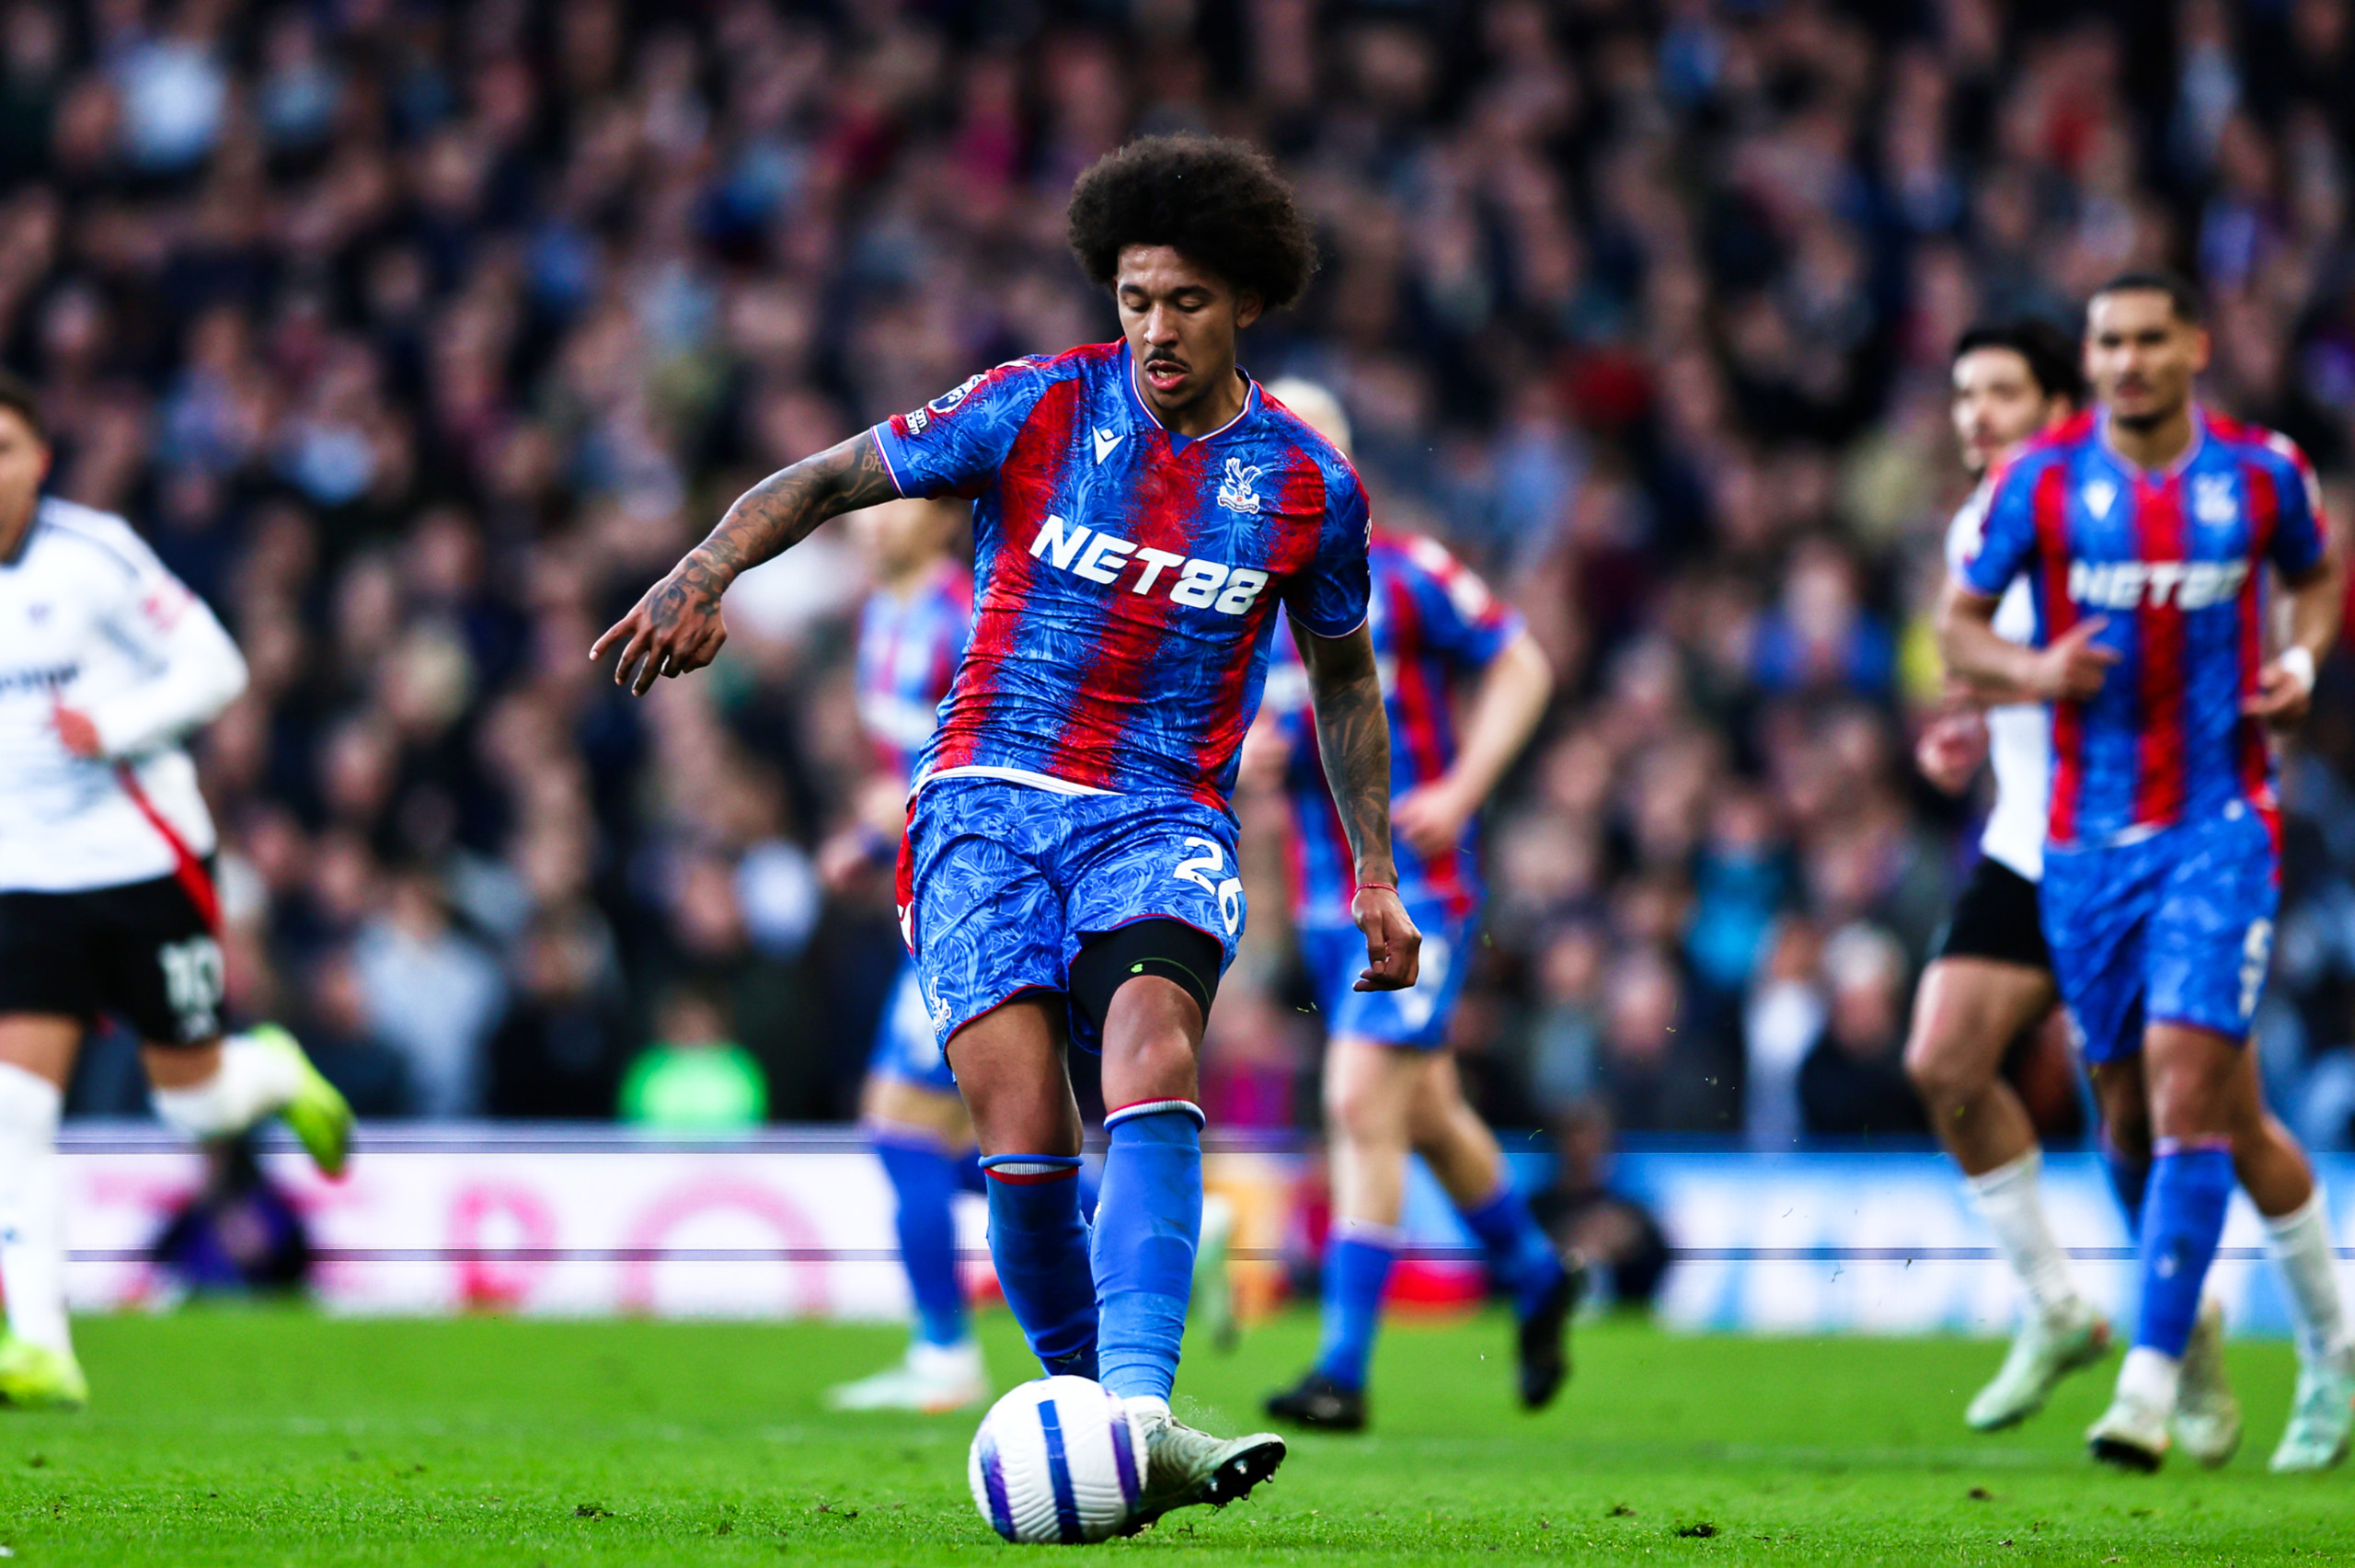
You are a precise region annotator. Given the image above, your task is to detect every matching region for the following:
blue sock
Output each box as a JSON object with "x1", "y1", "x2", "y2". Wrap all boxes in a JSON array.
[
  {"x1": 1313, "y1": 1228, "x2": 1397, "y2": 1391},
  {"x1": 876, "y1": 1132, "x2": 969, "y2": 1348},
  {"x1": 2135, "y1": 1142, "x2": 2235, "y2": 1357},
  {"x1": 954, "y1": 1149, "x2": 986, "y2": 1196},
  {"x1": 2103, "y1": 1135, "x2": 2152, "y2": 1234},
  {"x1": 1090, "y1": 1102, "x2": 1203, "y2": 1405},
  {"x1": 981, "y1": 1155, "x2": 1098, "y2": 1379},
  {"x1": 1457, "y1": 1177, "x2": 1564, "y2": 1321}
]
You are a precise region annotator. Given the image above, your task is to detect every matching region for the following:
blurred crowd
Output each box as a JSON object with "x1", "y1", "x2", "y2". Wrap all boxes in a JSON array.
[{"x1": 28, "y1": 0, "x2": 2355, "y2": 1148}]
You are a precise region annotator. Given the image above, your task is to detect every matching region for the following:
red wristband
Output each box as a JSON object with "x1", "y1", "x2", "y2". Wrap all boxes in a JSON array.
[{"x1": 1355, "y1": 881, "x2": 1397, "y2": 895}]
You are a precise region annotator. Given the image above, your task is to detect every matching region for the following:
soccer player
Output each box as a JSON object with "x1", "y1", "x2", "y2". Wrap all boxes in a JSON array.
[
  {"x1": 818, "y1": 498, "x2": 990, "y2": 1413},
  {"x1": 1920, "y1": 320, "x2": 2355, "y2": 1470},
  {"x1": 0, "y1": 374, "x2": 351, "y2": 1411},
  {"x1": 594, "y1": 137, "x2": 1417, "y2": 1525},
  {"x1": 1939, "y1": 272, "x2": 2347, "y2": 1471},
  {"x1": 1247, "y1": 381, "x2": 1574, "y2": 1434}
]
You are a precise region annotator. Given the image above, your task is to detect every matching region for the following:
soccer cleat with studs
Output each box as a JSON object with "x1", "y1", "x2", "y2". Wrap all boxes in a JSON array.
[
  {"x1": 1264, "y1": 1369, "x2": 1369, "y2": 1433},
  {"x1": 1120, "y1": 1410, "x2": 1286, "y2": 1534}
]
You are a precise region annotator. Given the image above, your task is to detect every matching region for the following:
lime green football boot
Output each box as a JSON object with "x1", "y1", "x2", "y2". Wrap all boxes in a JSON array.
[
  {"x1": 0, "y1": 1333, "x2": 87, "y2": 1412},
  {"x1": 245, "y1": 1024, "x2": 353, "y2": 1178}
]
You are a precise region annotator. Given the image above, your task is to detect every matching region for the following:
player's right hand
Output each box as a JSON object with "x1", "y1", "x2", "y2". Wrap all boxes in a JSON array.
[
  {"x1": 589, "y1": 552, "x2": 730, "y2": 696},
  {"x1": 1914, "y1": 711, "x2": 1988, "y2": 795},
  {"x1": 1351, "y1": 883, "x2": 1421, "y2": 992},
  {"x1": 2028, "y1": 616, "x2": 2119, "y2": 702}
]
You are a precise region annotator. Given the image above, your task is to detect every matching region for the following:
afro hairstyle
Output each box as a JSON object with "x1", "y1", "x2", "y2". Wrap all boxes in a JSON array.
[{"x1": 1066, "y1": 135, "x2": 1319, "y2": 311}]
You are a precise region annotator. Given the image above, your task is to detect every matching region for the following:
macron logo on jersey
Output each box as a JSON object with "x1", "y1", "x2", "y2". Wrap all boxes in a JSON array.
[
  {"x1": 1028, "y1": 515, "x2": 1271, "y2": 616},
  {"x1": 1093, "y1": 427, "x2": 1124, "y2": 464},
  {"x1": 2068, "y1": 558, "x2": 2249, "y2": 612}
]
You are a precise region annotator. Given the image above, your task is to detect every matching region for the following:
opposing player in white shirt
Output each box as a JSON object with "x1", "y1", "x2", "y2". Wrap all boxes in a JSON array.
[
  {"x1": 1913, "y1": 324, "x2": 2354, "y2": 1471},
  {"x1": 0, "y1": 376, "x2": 350, "y2": 1411}
]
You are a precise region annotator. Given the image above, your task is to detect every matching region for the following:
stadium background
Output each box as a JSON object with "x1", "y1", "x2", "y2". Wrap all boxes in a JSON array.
[{"x1": 20, "y1": 0, "x2": 2355, "y2": 1286}]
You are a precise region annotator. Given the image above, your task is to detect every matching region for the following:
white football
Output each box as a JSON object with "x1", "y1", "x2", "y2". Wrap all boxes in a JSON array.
[{"x1": 967, "y1": 1375, "x2": 1149, "y2": 1544}]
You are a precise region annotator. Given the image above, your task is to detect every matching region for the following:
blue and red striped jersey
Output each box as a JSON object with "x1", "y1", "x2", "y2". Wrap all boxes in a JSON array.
[
  {"x1": 871, "y1": 342, "x2": 1372, "y2": 810},
  {"x1": 1265, "y1": 532, "x2": 1523, "y2": 925},
  {"x1": 855, "y1": 562, "x2": 972, "y2": 782},
  {"x1": 1959, "y1": 406, "x2": 2328, "y2": 848}
]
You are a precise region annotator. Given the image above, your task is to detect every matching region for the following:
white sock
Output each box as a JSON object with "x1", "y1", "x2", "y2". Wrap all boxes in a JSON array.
[
  {"x1": 2264, "y1": 1188, "x2": 2352, "y2": 1367},
  {"x1": 1966, "y1": 1149, "x2": 2082, "y2": 1321},
  {"x1": 2118, "y1": 1345, "x2": 2181, "y2": 1412},
  {"x1": 1123, "y1": 1393, "x2": 1171, "y2": 1425},
  {"x1": 0, "y1": 1062, "x2": 71, "y2": 1356},
  {"x1": 151, "y1": 1032, "x2": 303, "y2": 1140}
]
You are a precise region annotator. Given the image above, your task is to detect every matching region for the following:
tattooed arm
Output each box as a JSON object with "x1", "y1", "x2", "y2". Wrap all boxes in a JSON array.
[
  {"x1": 592, "y1": 431, "x2": 901, "y2": 694},
  {"x1": 1294, "y1": 615, "x2": 1421, "y2": 992}
]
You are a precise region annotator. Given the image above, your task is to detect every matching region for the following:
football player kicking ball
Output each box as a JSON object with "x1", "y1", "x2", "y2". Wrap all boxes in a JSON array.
[
  {"x1": 596, "y1": 137, "x2": 1416, "y2": 1528},
  {"x1": 1917, "y1": 318, "x2": 2355, "y2": 1470},
  {"x1": 0, "y1": 375, "x2": 350, "y2": 1411},
  {"x1": 818, "y1": 498, "x2": 991, "y2": 1413},
  {"x1": 1247, "y1": 381, "x2": 1574, "y2": 1434},
  {"x1": 1940, "y1": 272, "x2": 2349, "y2": 1471}
]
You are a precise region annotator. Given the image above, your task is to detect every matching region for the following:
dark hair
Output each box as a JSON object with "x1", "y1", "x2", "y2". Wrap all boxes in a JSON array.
[
  {"x1": 0, "y1": 368, "x2": 45, "y2": 442},
  {"x1": 2090, "y1": 269, "x2": 2205, "y2": 326},
  {"x1": 1953, "y1": 318, "x2": 2088, "y2": 406},
  {"x1": 1066, "y1": 135, "x2": 1319, "y2": 310}
]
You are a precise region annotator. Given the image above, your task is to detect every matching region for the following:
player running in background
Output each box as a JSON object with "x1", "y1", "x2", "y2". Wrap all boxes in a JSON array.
[
  {"x1": 1246, "y1": 381, "x2": 1572, "y2": 1434},
  {"x1": 817, "y1": 498, "x2": 988, "y2": 1413},
  {"x1": 595, "y1": 137, "x2": 1416, "y2": 1526},
  {"x1": 1919, "y1": 319, "x2": 2355, "y2": 1469},
  {"x1": 1940, "y1": 272, "x2": 2348, "y2": 1471},
  {"x1": 0, "y1": 373, "x2": 350, "y2": 1411}
]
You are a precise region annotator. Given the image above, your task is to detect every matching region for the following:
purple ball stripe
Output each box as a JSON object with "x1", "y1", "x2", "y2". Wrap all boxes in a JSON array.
[
  {"x1": 979, "y1": 1433, "x2": 1016, "y2": 1541},
  {"x1": 1109, "y1": 1406, "x2": 1141, "y2": 1510},
  {"x1": 1037, "y1": 1397, "x2": 1084, "y2": 1544}
]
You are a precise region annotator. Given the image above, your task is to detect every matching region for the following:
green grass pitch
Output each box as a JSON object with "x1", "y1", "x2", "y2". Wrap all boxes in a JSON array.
[{"x1": 2, "y1": 1309, "x2": 2349, "y2": 1564}]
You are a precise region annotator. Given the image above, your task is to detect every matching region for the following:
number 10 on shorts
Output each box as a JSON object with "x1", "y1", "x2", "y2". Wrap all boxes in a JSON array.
[{"x1": 1172, "y1": 837, "x2": 1244, "y2": 936}]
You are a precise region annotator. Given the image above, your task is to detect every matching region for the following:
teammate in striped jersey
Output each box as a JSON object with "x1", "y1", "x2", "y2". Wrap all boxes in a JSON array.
[
  {"x1": 0, "y1": 374, "x2": 350, "y2": 1412},
  {"x1": 1248, "y1": 382, "x2": 1573, "y2": 1434},
  {"x1": 821, "y1": 498, "x2": 990, "y2": 1413},
  {"x1": 1941, "y1": 272, "x2": 2346, "y2": 1471}
]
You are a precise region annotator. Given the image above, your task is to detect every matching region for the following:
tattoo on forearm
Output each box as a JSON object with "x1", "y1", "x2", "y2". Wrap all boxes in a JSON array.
[
  {"x1": 649, "y1": 431, "x2": 897, "y2": 635},
  {"x1": 1312, "y1": 664, "x2": 1393, "y2": 873}
]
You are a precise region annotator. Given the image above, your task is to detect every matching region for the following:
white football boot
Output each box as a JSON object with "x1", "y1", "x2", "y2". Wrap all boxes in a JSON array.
[
  {"x1": 823, "y1": 1338, "x2": 988, "y2": 1413},
  {"x1": 2270, "y1": 1347, "x2": 2355, "y2": 1473},
  {"x1": 2173, "y1": 1295, "x2": 2243, "y2": 1469},
  {"x1": 1966, "y1": 1296, "x2": 2111, "y2": 1431}
]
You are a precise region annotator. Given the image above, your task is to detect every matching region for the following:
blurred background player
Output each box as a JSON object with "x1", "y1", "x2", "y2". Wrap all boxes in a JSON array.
[
  {"x1": 1908, "y1": 319, "x2": 2108, "y2": 1427},
  {"x1": 1941, "y1": 273, "x2": 2348, "y2": 1471},
  {"x1": 1253, "y1": 380, "x2": 1572, "y2": 1434},
  {"x1": 593, "y1": 137, "x2": 1414, "y2": 1526},
  {"x1": 0, "y1": 373, "x2": 350, "y2": 1410},
  {"x1": 819, "y1": 496, "x2": 987, "y2": 1413},
  {"x1": 1917, "y1": 319, "x2": 2355, "y2": 1469}
]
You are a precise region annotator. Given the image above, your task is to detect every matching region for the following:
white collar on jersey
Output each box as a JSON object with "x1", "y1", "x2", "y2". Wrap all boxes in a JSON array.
[
  {"x1": 2096, "y1": 404, "x2": 2207, "y2": 482},
  {"x1": 1121, "y1": 343, "x2": 1260, "y2": 452}
]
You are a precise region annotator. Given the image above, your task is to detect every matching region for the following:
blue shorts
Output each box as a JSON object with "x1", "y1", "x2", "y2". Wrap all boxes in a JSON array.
[
  {"x1": 900, "y1": 777, "x2": 1245, "y2": 1055},
  {"x1": 868, "y1": 957, "x2": 959, "y2": 1093},
  {"x1": 2040, "y1": 804, "x2": 2277, "y2": 1066},
  {"x1": 1301, "y1": 904, "x2": 1474, "y2": 1050}
]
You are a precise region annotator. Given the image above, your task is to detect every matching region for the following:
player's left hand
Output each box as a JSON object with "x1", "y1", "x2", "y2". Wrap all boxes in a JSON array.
[
  {"x1": 1392, "y1": 779, "x2": 1475, "y2": 862},
  {"x1": 590, "y1": 551, "x2": 731, "y2": 696},
  {"x1": 2246, "y1": 650, "x2": 2317, "y2": 729},
  {"x1": 1351, "y1": 882, "x2": 1421, "y2": 991},
  {"x1": 52, "y1": 704, "x2": 102, "y2": 759}
]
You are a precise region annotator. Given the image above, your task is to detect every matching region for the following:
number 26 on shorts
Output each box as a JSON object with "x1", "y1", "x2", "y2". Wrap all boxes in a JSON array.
[{"x1": 1171, "y1": 837, "x2": 1245, "y2": 936}]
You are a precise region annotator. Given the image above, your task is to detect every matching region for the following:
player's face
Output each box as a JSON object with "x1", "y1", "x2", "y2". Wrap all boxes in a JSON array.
[
  {"x1": 1950, "y1": 348, "x2": 2055, "y2": 476},
  {"x1": 0, "y1": 406, "x2": 50, "y2": 550},
  {"x1": 1114, "y1": 245, "x2": 1263, "y2": 423},
  {"x1": 2085, "y1": 290, "x2": 2209, "y2": 430}
]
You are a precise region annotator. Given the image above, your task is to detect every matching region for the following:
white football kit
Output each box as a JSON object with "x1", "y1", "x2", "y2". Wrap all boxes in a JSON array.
[
  {"x1": 1945, "y1": 476, "x2": 2051, "y2": 884},
  {"x1": 0, "y1": 498, "x2": 247, "y2": 893}
]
